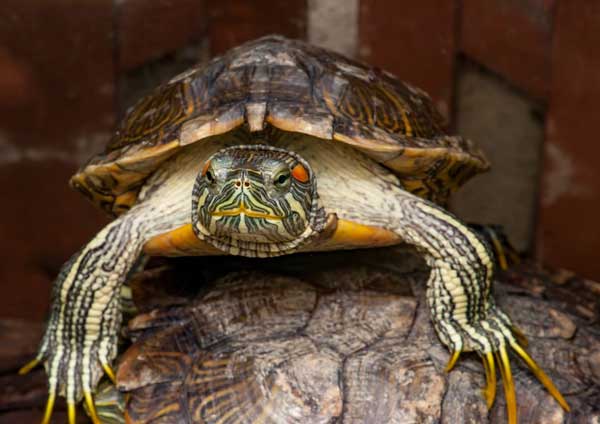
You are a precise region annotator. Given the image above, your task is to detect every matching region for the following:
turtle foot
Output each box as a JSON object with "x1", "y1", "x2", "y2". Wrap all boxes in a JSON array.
[
  {"x1": 19, "y1": 336, "x2": 117, "y2": 424},
  {"x1": 441, "y1": 308, "x2": 570, "y2": 424}
]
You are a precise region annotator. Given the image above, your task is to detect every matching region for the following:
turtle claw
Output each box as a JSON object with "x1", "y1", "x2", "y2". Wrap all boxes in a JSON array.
[
  {"x1": 102, "y1": 362, "x2": 117, "y2": 385},
  {"x1": 68, "y1": 401, "x2": 76, "y2": 424},
  {"x1": 445, "y1": 350, "x2": 461, "y2": 372},
  {"x1": 18, "y1": 342, "x2": 116, "y2": 424},
  {"x1": 33, "y1": 373, "x2": 104, "y2": 424},
  {"x1": 511, "y1": 325, "x2": 529, "y2": 348},
  {"x1": 496, "y1": 346, "x2": 517, "y2": 424},
  {"x1": 19, "y1": 357, "x2": 42, "y2": 375},
  {"x1": 441, "y1": 309, "x2": 570, "y2": 423},
  {"x1": 509, "y1": 340, "x2": 570, "y2": 412},
  {"x1": 481, "y1": 351, "x2": 496, "y2": 409},
  {"x1": 84, "y1": 391, "x2": 101, "y2": 424},
  {"x1": 41, "y1": 392, "x2": 56, "y2": 424},
  {"x1": 18, "y1": 358, "x2": 58, "y2": 424}
]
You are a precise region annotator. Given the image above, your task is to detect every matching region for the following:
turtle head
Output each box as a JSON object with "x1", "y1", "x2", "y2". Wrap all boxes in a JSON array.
[{"x1": 192, "y1": 145, "x2": 326, "y2": 257}]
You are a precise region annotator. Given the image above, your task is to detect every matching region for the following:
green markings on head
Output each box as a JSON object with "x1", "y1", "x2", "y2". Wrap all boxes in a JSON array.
[{"x1": 191, "y1": 144, "x2": 326, "y2": 257}]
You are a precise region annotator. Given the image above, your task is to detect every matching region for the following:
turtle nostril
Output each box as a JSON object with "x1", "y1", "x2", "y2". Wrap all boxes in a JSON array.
[
  {"x1": 235, "y1": 181, "x2": 241, "y2": 188},
  {"x1": 244, "y1": 181, "x2": 250, "y2": 188}
]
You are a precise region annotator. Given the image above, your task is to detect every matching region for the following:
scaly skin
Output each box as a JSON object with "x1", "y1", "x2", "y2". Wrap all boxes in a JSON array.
[
  {"x1": 21, "y1": 217, "x2": 144, "y2": 424},
  {"x1": 22, "y1": 141, "x2": 569, "y2": 424},
  {"x1": 390, "y1": 196, "x2": 569, "y2": 421},
  {"x1": 20, "y1": 142, "x2": 202, "y2": 424}
]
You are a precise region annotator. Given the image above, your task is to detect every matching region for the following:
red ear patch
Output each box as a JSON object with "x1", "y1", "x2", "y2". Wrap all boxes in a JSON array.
[
  {"x1": 291, "y1": 163, "x2": 309, "y2": 182},
  {"x1": 201, "y1": 160, "x2": 211, "y2": 176}
]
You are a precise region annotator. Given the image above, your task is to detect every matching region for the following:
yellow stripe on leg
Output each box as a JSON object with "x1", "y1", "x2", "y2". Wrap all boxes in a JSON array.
[
  {"x1": 510, "y1": 341, "x2": 570, "y2": 412},
  {"x1": 19, "y1": 358, "x2": 41, "y2": 375},
  {"x1": 482, "y1": 352, "x2": 496, "y2": 409},
  {"x1": 445, "y1": 350, "x2": 461, "y2": 372},
  {"x1": 41, "y1": 393, "x2": 55, "y2": 424},
  {"x1": 496, "y1": 347, "x2": 517, "y2": 424},
  {"x1": 84, "y1": 391, "x2": 101, "y2": 424}
]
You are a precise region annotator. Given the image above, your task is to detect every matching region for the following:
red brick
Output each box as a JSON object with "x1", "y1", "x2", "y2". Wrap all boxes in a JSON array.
[
  {"x1": 117, "y1": 0, "x2": 208, "y2": 71},
  {"x1": 460, "y1": 0, "x2": 554, "y2": 100},
  {"x1": 0, "y1": 1, "x2": 114, "y2": 320},
  {"x1": 359, "y1": 0, "x2": 458, "y2": 120},
  {"x1": 0, "y1": 319, "x2": 44, "y2": 373},
  {"x1": 0, "y1": 163, "x2": 109, "y2": 321},
  {"x1": 207, "y1": 0, "x2": 307, "y2": 55},
  {"x1": 538, "y1": 1, "x2": 600, "y2": 279},
  {"x1": 0, "y1": 1, "x2": 115, "y2": 147}
]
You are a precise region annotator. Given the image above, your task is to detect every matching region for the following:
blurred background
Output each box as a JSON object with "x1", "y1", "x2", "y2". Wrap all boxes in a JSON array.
[
  {"x1": 1, "y1": 1, "x2": 600, "y2": 421},
  {"x1": 1, "y1": 1, "x2": 599, "y2": 327}
]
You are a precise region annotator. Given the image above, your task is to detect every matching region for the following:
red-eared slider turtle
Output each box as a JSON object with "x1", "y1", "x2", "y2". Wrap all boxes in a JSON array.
[{"x1": 21, "y1": 35, "x2": 569, "y2": 423}]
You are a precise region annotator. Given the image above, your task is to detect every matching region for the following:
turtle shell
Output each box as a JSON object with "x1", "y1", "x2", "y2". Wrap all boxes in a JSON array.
[
  {"x1": 115, "y1": 251, "x2": 600, "y2": 423},
  {"x1": 71, "y1": 35, "x2": 488, "y2": 216}
]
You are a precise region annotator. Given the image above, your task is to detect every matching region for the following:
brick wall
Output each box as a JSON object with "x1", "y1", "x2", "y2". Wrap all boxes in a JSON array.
[{"x1": 2, "y1": 0, "x2": 599, "y2": 322}]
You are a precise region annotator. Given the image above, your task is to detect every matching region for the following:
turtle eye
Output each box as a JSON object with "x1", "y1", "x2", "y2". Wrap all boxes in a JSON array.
[
  {"x1": 274, "y1": 170, "x2": 291, "y2": 188},
  {"x1": 202, "y1": 161, "x2": 215, "y2": 184},
  {"x1": 205, "y1": 170, "x2": 215, "y2": 184}
]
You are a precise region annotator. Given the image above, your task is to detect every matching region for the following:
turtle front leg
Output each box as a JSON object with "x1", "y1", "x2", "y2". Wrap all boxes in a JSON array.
[
  {"x1": 19, "y1": 215, "x2": 145, "y2": 424},
  {"x1": 388, "y1": 192, "x2": 570, "y2": 423}
]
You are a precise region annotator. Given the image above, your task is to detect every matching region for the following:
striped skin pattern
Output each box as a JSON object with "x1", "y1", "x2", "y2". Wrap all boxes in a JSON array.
[
  {"x1": 23, "y1": 133, "x2": 569, "y2": 424},
  {"x1": 284, "y1": 139, "x2": 500, "y2": 354},
  {"x1": 279, "y1": 137, "x2": 570, "y2": 422},
  {"x1": 20, "y1": 140, "x2": 226, "y2": 424},
  {"x1": 23, "y1": 35, "x2": 568, "y2": 422},
  {"x1": 192, "y1": 145, "x2": 327, "y2": 257},
  {"x1": 23, "y1": 136, "x2": 569, "y2": 424}
]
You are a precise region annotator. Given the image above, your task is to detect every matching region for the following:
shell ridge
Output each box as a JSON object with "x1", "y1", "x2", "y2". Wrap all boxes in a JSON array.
[{"x1": 75, "y1": 35, "x2": 488, "y2": 214}]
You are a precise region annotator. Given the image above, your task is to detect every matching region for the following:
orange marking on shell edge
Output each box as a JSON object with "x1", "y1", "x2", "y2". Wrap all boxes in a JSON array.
[
  {"x1": 201, "y1": 160, "x2": 211, "y2": 176},
  {"x1": 309, "y1": 219, "x2": 400, "y2": 252},
  {"x1": 291, "y1": 163, "x2": 309, "y2": 182},
  {"x1": 144, "y1": 224, "x2": 224, "y2": 257}
]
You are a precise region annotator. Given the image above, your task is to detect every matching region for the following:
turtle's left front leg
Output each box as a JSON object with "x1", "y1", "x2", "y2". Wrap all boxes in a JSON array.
[
  {"x1": 19, "y1": 214, "x2": 146, "y2": 424},
  {"x1": 387, "y1": 190, "x2": 570, "y2": 423}
]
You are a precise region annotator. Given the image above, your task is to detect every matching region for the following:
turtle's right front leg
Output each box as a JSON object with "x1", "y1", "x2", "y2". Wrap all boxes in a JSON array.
[
  {"x1": 382, "y1": 188, "x2": 570, "y2": 423},
  {"x1": 20, "y1": 215, "x2": 145, "y2": 424}
]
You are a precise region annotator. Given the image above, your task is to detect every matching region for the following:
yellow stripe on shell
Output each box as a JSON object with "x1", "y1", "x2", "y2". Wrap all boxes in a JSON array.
[
  {"x1": 146, "y1": 217, "x2": 401, "y2": 257},
  {"x1": 308, "y1": 218, "x2": 401, "y2": 251},
  {"x1": 144, "y1": 224, "x2": 224, "y2": 256}
]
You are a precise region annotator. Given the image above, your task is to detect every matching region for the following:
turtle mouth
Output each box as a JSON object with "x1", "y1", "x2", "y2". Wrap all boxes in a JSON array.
[{"x1": 210, "y1": 201, "x2": 283, "y2": 221}]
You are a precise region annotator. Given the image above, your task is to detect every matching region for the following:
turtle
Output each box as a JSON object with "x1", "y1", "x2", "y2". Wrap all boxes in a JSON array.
[
  {"x1": 102, "y1": 251, "x2": 600, "y2": 423},
  {"x1": 20, "y1": 35, "x2": 569, "y2": 424}
]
